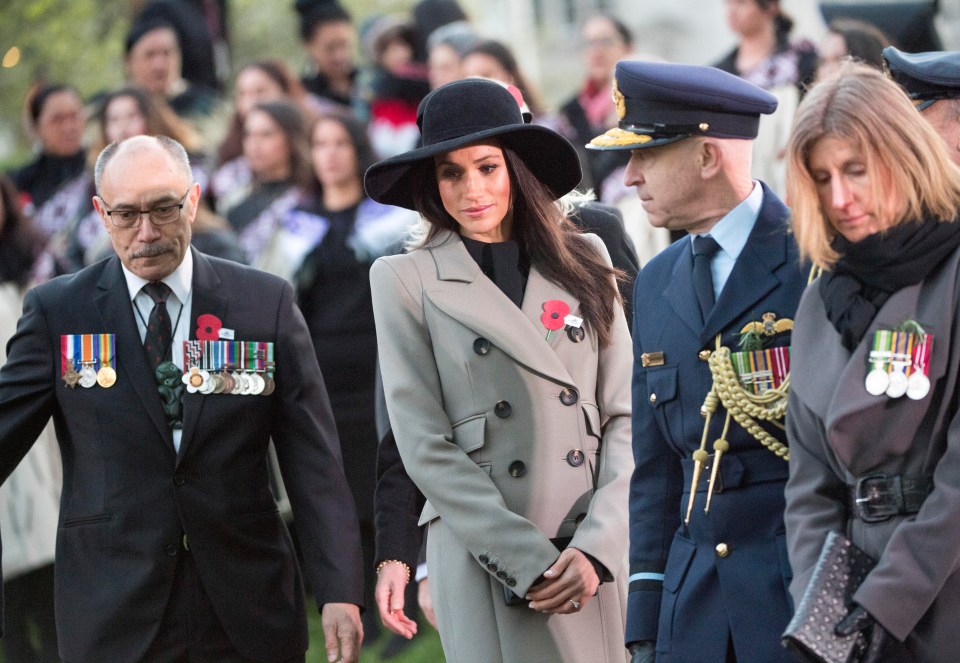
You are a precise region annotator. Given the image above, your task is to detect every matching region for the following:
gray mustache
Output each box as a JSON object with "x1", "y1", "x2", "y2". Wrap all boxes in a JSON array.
[{"x1": 133, "y1": 243, "x2": 173, "y2": 258}]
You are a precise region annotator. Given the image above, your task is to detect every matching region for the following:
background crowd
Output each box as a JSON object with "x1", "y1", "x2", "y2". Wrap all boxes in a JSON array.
[{"x1": 0, "y1": 0, "x2": 956, "y2": 662}]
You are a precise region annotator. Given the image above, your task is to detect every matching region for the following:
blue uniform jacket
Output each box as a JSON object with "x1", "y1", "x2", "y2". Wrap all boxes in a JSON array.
[{"x1": 627, "y1": 184, "x2": 807, "y2": 662}]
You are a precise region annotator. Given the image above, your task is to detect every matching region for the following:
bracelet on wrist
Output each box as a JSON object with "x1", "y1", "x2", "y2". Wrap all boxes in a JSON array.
[{"x1": 376, "y1": 559, "x2": 411, "y2": 583}]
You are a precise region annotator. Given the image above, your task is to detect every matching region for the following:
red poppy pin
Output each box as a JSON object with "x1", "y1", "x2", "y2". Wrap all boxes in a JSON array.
[
  {"x1": 541, "y1": 300, "x2": 570, "y2": 341},
  {"x1": 196, "y1": 314, "x2": 222, "y2": 341}
]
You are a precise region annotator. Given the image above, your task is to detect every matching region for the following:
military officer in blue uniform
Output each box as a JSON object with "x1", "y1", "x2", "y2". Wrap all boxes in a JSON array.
[{"x1": 588, "y1": 61, "x2": 808, "y2": 662}]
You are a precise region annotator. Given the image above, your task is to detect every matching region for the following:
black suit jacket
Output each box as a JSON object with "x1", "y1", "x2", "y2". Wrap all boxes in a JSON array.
[{"x1": 0, "y1": 249, "x2": 363, "y2": 663}]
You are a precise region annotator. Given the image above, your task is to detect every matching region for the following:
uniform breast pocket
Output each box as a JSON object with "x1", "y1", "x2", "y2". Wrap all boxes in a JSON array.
[{"x1": 645, "y1": 365, "x2": 681, "y2": 442}]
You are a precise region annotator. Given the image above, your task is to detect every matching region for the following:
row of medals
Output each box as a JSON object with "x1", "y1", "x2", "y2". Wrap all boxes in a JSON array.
[
  {"x1": 63, "y1": 362, "x2": 116, "y2": 389},
  {"x1": 865, "y1": 364, "x2": 929, "y2": 400},
  {"x1": 181, "y1": 366, "x2": 275, "y2": 396}
]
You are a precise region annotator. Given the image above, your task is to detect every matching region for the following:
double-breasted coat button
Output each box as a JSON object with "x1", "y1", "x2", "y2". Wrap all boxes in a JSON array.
[
  {"x1": 473, "y1": 337, "x2": 491, "y2": 355},
  {"x1": 566, "y1": 449, "x2": 585, "y2": 467},
  {"x1": 479, "y1": 554, "x2": 489, "y2": 564},
  {"x1": 506, "y1": 577, "x2": 517, "y2": 587},
  {"x1": 165, "y1": 544, "x2": 178, "y2": 557},
  {"x1": 559, "y1": 388, "x2": 578, "y2": 405},
  {"x1": 487, "y1": 562, "x2": 499, "y2": 572},
  {"x1": 649, "y1": 393, "x2": 658, "y2": 405},
  {"x1": 508, "y1": 460, "x2": 526, "y2": 477},
  {"x1": 567, "y1": 326, "x2": 585, "y2": 343},
  {"x1": 497, "y1": 570, "x2": 507, "y2": 580},
  {"x1": 495, "y1": 400, "x2": 512, "y2": 418},
  {"x1": 715, "y1": 543, "x2": 730, "y2": 558}
]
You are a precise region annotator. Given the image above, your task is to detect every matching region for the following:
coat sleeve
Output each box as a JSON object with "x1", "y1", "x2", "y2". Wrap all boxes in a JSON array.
[
  {"x1": 566, "y1": 235, "x2": 634, "y2": 581},
  {"x1": 783, "y1": 389, "x2": 848, "y2": 606},
  {"x1": 268, "y1": 279, "x2": 365, "y2": 609},
  {"x1": 625, "y1": 270, "x2": 685, "y2": 645},
  {"x1": 370, "y1": 257, "x2": 560, "y2": 597},
  {"x1": 373, "y1": 427, "x2": 425, "y2": 570}
]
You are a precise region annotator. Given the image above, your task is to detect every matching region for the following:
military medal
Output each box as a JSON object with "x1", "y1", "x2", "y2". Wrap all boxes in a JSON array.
[
  {"x1": 261, "y1": 360, "x2": 276, "y2": 396},
  {"x1": 62, "y1": 366, "x2": 80, "y2": 389},
  {"x1": 79, "y1": 362, "x2": 98, "y2": 388},
  {"x1": 907, "y1": 333, "x2": 933, "y2": 400},
  {"x1": 865, "y1": 329, "x2": 892, "y2": 396},
  {"x1": 249, "y1": 372, "x2": 265, "y2": 395},
  {"x1": 886, "y1": 330, "x2": 914, "y2": 399},
  {"x1": 96, "y1": 334, "x2": 117, "y2": 388}
]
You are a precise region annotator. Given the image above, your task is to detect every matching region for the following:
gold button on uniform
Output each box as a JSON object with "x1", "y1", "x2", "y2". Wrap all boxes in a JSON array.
[
  {"x1": 698, "y1": 349, "x2": 711, "y2": 361},
  {"x1": 649, "y1": 393, "x2": 657, "y2": 405},
  {"x1": 715, "y1": 543, "x2": 730, "y2": 558}
]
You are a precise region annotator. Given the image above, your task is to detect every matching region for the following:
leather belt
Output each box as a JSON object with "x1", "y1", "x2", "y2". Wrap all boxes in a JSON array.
[{"x1": 849, "y1": 473, "x2": 934, "y2": 523}]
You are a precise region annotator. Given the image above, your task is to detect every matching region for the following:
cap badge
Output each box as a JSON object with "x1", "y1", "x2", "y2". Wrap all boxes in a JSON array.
[{"x1": 612, "y1": 79, "x2": 626, "y2": 120}]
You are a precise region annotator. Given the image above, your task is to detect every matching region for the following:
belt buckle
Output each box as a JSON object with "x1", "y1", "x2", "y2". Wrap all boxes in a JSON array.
[{"x1": 855, "y1": 473, "x2": 898, "y2": 523}]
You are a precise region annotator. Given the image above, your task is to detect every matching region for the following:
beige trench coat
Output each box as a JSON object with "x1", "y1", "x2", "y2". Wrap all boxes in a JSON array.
[{"x1": 370, "y1": 230, "x2": 632, "y2": 663}]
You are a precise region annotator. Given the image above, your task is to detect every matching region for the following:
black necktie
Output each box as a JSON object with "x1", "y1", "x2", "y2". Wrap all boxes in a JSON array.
[
  {"x1": 142, "y1": 282, "x2": 173, "y2": 370},
  {"x1": 692, "y1": 235, "x2": 721, "y2": 324}
]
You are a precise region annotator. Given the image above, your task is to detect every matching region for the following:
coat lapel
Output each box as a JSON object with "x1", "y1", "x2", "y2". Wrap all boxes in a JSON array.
[
  {"x1": 700, "y1": 188, "x2": 791, "y2": 345},
  {"x1": 424, "y1": 233, "x2": 575, "y2": 387},
  {"x1": 177, "y1": 250, "x2": 227, "y2": 464},
  {"x1": 520, "y1": 266, "x2": 581, "y2": 352},
  {"x1": 93, "y1": 257, "x2": 172, "y2": 446}
]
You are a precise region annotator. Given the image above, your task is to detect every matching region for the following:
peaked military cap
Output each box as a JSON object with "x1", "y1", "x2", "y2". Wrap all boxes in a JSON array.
[
  {"x1": 883, "y1": 46, "x2": 960, "y2": 111},
  {"x1": 588, "y1": 60, "x2": 778, "y2": 151}
]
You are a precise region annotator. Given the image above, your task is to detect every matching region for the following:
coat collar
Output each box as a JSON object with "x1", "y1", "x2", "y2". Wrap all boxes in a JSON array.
[
  {"x1": 424, "y1": 231, "x2": 577, "y2": 387},
  {"x1": 662, "y1": 185, "x2": 792, "y2": 343}
]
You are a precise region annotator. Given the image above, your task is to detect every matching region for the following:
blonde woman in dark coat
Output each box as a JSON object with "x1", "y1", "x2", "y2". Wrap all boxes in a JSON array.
[
  {"x1": 365, "y1": 79, "x2": 632, "y2": 663},
  {"x1": 785, "y1": 62, "x2": 960, "y2": 662}
]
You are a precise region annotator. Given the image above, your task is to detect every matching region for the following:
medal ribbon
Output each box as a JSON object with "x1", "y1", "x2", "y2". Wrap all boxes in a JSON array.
[
  {"x1": 81, "y1": 333, "x2": 96, "y2": 368},
  {"x1": 868, "y1": 330, "x2": 893, "y2": 373},
  {"x1": 769, "y1": 347, "x2": 790, "y2": 389},
  {"x1": 891, "y1": 331, "x2": 914, "y2": 379},
  {"x1": 98, "y1": 334, "x2": 115, "y2": 368},
  {"x1": 911, "y1": 333, "x2": 933, "y2": 379},
  {"x1": 265, "y1": 342, "x2": 274, "y2": 377},
  {"x1": 61, "y1": 334, "x2": 80, "y2": 376}
]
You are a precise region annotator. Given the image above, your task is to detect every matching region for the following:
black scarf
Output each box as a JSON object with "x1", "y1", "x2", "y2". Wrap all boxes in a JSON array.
[{"x1": 820, "y1": 217, "x2": 960, "y2": 351}]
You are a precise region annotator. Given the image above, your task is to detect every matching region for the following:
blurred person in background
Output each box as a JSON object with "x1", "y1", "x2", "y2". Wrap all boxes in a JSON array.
[
  {"x1": 211, "y1": 60, "x2": 321, "y2": 209},
  {"x1": 816, "y1": 18, "x2": 892, "y2": 81},
  {"x1": 34, "y1": 86, "x2": 243, "y2": 282},
  {"x1": 353, "y1": 19, "x2": 430, "y2": 158},
  {"x1": 257, "y1": 111, "x2": 414, "y2": 646},
  {"x1": 461, "y1": 39, "x2": 552, "y2": 124},
  {"x1": 426, "y1": 22, "x2": 481, "y2": 90},
  {"x1": 558, "y1": 13, "x2": 634, "y2": 200},
  {"x1": 295, "y1": 0, "x2": 358, "y2": 110},
  {"x1": 8, "y1": 84, "x2": 89, "y2": 244},
  {"x1": 225, "y1": 100, "x2": 314, "y2": 265},
  {"x1": 715, "y1": 0, "x2": 818, "y2": 197},
  {"x1": 124, "y1": 18, "x2": 218, "y2": 120},
  {"x1": 0, "y1": 173, "x2": 62, "y2": 663}
]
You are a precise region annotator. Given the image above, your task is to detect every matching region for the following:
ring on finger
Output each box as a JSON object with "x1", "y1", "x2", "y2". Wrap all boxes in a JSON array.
[{"x1": 570, "y1": 599, "x2": 581, "y2": 611}]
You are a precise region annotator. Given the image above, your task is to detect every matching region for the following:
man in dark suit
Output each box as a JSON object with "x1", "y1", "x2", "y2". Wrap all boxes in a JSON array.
[
  {"x1": 588, "y1": 62, "x2": 808, "y2": 662},
  {"x1": 0, "y1": 135, "x2": 364, "y2": 663}
]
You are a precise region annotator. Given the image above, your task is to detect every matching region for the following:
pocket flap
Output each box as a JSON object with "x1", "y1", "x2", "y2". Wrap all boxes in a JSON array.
[
  {"x1": 418, "y1": 500, "x2": 439, "y2": 526},
  {"x1": 451, "y1": 414, "x2": 486, "y2": 454},
  {"x1": 662, "y1": 534, "x2": 696, "y2": 592},
  {"x1": 582, "y1": 403, "x2": 603, "y2": 438},
  {"x1": 646, "y1": 365, "x2": 677, "y2": 407}
]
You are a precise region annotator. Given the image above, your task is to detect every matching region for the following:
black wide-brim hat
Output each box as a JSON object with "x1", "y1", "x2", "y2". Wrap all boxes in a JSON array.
[{"x1": 364, "y1": 78, "x2": 581, "y2": 210}]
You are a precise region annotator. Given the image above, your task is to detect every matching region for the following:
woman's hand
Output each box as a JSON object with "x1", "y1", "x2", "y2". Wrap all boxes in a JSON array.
[
  {"x1": 418, "y1": 577, "x2": 438, "y2": 629},
  {"x1": 525, "y1": 547, "x2": 600, "y2": 615},
  {"x1": 375, "y1": 561, "x2": 417, "y2": 639}
]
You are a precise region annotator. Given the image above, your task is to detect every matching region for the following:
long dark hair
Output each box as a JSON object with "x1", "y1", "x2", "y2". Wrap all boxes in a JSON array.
[
  {"x1": 0, "y1": 175, "x2": 39, "y2": 286},
  {"x1": 246, "y1": 100, "x2": 314, "y2": 191},
  {"x1": 310, "y1": 111, "x2": 376, "y2": 191},
  {"x1": 412, "y1": 145, "x2": 622, "y2": 347},
  {"x1": 462, "y1": 40, "x2": 545, "y2": 117},
  {"x1": 755, "y1": 0, "x2": 794, "y2": 46}
]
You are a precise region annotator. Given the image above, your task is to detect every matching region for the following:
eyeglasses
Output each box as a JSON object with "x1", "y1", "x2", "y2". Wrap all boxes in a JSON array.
[{"x1": 100, "y1": 188, "x2": 191, "y2": 228}]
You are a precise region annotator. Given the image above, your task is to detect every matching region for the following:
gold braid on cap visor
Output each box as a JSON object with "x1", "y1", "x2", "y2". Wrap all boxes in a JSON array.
[{"x1": 588, "y1": 128, "x2": 654, "y2": 148}]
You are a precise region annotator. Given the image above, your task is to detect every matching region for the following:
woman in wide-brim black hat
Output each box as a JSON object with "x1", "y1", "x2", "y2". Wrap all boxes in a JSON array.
[{"x1": 366, "y1": 77, "x2": 633, "y2": 663}]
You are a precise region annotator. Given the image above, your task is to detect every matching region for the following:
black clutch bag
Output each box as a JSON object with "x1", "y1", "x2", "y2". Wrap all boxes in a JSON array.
[{"x1": 782, "y1": 531, "x2": 877, "y2": 663}]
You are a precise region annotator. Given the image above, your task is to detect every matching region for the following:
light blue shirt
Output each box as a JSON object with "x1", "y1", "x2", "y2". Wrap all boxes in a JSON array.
[
  {"x1": 122, "y1": 249, "x2": 194, "y2": 452},
  {"x1": 690, "y1": 181, "x2": 763, "y2": 300}
]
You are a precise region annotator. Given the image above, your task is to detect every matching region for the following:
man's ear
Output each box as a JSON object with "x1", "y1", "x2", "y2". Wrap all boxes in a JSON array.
[
  {"x1": 91, "y1": 195, "x2": 112, "y2": 234},
  {"x1": 698, "y1": 139, "x2": 723, "y2": 180}
]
